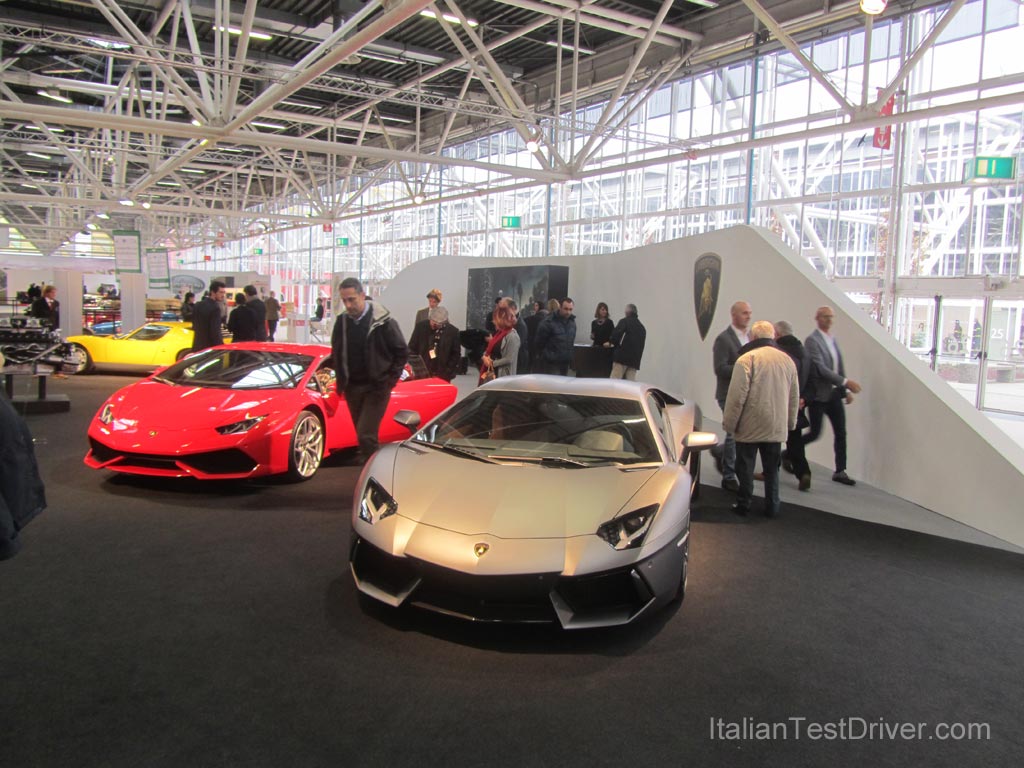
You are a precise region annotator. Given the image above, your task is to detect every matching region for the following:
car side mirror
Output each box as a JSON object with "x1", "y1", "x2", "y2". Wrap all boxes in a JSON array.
[
  {"x1": 394, "y1": 409, "x2": 421, "y2": 432},
  {"x1": 680, "y1": 431, "x2": 718, "y2": 464}
]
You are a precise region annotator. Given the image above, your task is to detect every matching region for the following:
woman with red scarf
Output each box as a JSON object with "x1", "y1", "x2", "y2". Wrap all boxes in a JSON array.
[{"x1": 479, "y1": 299, "x2": 521, "y2": 384}]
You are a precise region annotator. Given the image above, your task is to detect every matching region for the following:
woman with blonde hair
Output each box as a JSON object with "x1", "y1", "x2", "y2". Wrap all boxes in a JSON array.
[{"x1": 480, "y1": 299, "x2": 521, "y2": 383}]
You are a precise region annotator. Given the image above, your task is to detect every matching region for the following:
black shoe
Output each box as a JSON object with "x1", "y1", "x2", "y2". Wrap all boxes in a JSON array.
[
  {"x1": 798, "y1": 474, "x2": 811, "y2": 491},
  {"x1": 781, "y1": 454, "x2": 795, "y2": 475},
  {"x1": 730, "y1": 503, "x2": 749, "y2": 517},
  {"x1": 763, "y1": 505, "x2": 777, "y2": 518},
  {"x1": 721, "y1": 477, "x2": 740, "y2": 493},
  {"x1": 832, "y1": 471, "x2": 856, "y2": 486}
]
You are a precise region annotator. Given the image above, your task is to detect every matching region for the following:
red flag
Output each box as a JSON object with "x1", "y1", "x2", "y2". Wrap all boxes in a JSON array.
[{"x1": 873, "y1": 90, "x2": 895, "y2": 150}]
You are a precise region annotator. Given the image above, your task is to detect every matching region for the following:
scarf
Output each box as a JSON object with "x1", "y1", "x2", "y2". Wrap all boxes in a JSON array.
[{"x1": 482, "y1": 327, "x2": 511, "y2": 370}]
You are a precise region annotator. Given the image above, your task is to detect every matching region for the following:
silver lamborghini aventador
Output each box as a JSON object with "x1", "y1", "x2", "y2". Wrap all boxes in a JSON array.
[{"x1": 350, "y1": 375, "x2": 718, "y2": 629}]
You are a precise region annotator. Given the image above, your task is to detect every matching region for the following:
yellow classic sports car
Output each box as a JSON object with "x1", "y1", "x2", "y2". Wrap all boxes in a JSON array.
[{"x1": 67, "y1": 321, "x2": 212, "y2": 374}]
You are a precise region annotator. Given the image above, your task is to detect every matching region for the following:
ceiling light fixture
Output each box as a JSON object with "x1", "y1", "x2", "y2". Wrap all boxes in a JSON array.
[
  {"x1": 281, "y1": 99, "x2": 320, "y2": 109},
  {"x1": 84, "y1": 38, "x2": 131, "y2": 51},
  {"x1": 86, "y1": 222, "x2": 99, "y2": 231},
  {"x1": 358, "y1": 51, "x2": 407, "y2": 65},
  {"x1": 20, "y1": 183, "x2": 39, "y2": 189},
  {"x1": 24, "y1": 125, "x2": 65, "y2": 132},
  {"x1": 96, "y1": 212, "x2": 110, "y2": 219},
  {"x1": 179, "y1": 168, "x2": 206, "y2": 174},
  {"x1": 119, "y1": 199, "x2": 134, "y2": 206},
  {"x1": 157, "y1": 181, "x2": 181, "y2": 187},
  {"x1": 37, "y1": 89, "x2": 73, "y2": 104},
  {"x1": 251, "y1": 120, "x2": 286, "y2": 130},
  {"x1": 545, "y1": 40, "x2": 596, "y2": 56},
  {"x1": 380, "y1": 115, "x2": 412, "y2": 124},
  {"x1": 214, "y1": 26, "x2": 272, "y2": 41},
  {"x1": 420, "y1": 9, "x2": 478, "y2": 27},
  {"x1": 141, "y1": 202, "x2": 152, "y2": 210},
  {"x1": 413, "y1": 194, "x2": 425, "y2": 205},
  {"x1": 190, "y1": 118, "x2": 202, "y2": 127},
  {"x1": 860, "y1": 0, "x2": 888, "y2": 13},
  {"x1": 26, "y1": 151, "x2": 52, "y2": 160},
  {"x1": 42, "y1": 67, "x2": 86, "y2": 75}
]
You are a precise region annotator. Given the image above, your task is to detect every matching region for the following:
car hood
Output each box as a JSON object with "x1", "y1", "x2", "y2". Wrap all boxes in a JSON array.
[
  {"x1": 387, "y1": 445, "x2": 658, "y2": 538},
  {"x1": 105, "y1": 380, "x2": 287, "y2": 431}
]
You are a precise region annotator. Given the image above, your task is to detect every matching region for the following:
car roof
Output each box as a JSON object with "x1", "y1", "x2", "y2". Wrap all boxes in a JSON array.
[{"x1": 479, "y1": 374, "x2": 681, "y2": 403}]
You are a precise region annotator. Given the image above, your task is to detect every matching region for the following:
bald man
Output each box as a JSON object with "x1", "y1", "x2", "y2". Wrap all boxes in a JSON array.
[{"x1": 711, "y1": 300, "x2": 752, "y2": 492}]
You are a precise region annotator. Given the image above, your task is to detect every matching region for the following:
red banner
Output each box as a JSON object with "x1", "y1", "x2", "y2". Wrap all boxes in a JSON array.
[{"x1": 873, "y1": 91, "x2": 895, "y2": 150}]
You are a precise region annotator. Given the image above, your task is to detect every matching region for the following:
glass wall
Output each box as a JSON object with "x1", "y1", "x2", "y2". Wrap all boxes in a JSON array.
[{"x1": 175, "y1": 0, "x2": 1024, "y2": 412}]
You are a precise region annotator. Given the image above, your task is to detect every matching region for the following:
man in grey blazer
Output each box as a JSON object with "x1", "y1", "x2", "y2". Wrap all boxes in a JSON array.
[
  {"x1": 804, "y1": 306, "x2": 863, "y2": 485},
  {"x1": 712, "y1": 300, "x2": 752, "y2": 492}
]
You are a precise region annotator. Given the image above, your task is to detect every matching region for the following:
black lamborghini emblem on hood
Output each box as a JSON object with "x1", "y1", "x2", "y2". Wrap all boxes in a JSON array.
[{"x1": 694, "y1": 252, "x2": 722, "y2": 341}]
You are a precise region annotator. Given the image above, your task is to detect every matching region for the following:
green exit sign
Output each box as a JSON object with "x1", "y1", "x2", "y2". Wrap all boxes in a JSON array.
[
  {"x1": 963, "y1": 157, "x2": 1016, "y2": 183},
  {"x1": 336, "y1": 237, "x2": 349, "y2": 246},
  {"x1": 501, "y1": 216, "x2": 521, "y2": 229},
  {"x1": 253, "y1": 247, "x2": 263, "y2": 255}
]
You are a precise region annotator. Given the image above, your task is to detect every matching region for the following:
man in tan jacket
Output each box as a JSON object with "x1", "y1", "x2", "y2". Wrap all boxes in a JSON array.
[{"x1": 723, "y1": 320, "x2": 799, "y2": 518}]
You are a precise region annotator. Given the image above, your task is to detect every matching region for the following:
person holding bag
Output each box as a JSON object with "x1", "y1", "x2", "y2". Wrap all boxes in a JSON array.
[{"x1": 479, "y1": 299, "x2": 520, "y2": 385}]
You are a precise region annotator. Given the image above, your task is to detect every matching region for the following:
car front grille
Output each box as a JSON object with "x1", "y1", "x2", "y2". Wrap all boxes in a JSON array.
[
  {"x1": 351, "y1": 538, "x2": 657, "y2": 626},
  {"x1": 89, "y1": 437, "x2": 257, "y2": 476}
]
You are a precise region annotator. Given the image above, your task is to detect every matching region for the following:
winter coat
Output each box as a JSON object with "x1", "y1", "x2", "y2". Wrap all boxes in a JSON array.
[
  {"x1": 609, "y1": 315, "x2": 646, "y2": 369},
  {"x1": 1, "y1": 395, "x2": 47, "y2": 560},
  {"x1": 722, "y1": 338, "x2": 799, "y2": 444},
  {"x1": 534, "y1": 313, "x2": 577, "y2": 365},
  {"x1": 331, "y1": 301, "x2": 409, "y2": 391}
]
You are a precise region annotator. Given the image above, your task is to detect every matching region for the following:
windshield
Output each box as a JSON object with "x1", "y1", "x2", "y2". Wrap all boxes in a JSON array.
[
  {"x1": 156, "y1": 349, "x2": 314, "y2": 389},
  {"x1": 412, "y1": 390, "x2": 661, "y2": 466}
]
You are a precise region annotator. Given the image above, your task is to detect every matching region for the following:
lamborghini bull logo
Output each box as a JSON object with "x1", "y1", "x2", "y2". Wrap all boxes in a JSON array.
[
  {"x1": 474, "y1": 542, "x2": 490, "y2": 558},
  {"x1": 694, "y1": 252, "x2": 722, "y2": 341}
]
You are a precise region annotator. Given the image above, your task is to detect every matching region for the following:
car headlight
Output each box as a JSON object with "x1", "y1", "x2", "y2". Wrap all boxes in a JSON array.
[
  {"x1": 215, "y1": 415, "x2": 266, "y2": 435},
  {"x1": 99, "y1": 403, "x2": 114, "y2": 424},
  {"x1": 359, "y1": 478, "x2": 397, "y2": 525},
  {"x1": 596, "y1": 504, "x2": 659, "y2": 550}
]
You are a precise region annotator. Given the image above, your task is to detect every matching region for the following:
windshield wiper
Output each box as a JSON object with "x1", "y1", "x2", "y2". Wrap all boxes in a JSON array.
[
  {"x1": 152, "y1": 375, "x2": 174, "y2": 385},
  {"x1": 418, "y1": 441, "x2": 499, "y2": 464}
]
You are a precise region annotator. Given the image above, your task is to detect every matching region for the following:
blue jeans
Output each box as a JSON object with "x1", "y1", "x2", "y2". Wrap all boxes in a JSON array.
[
  {"x1": 735, "y1": 441, "x2": 782, "y2": 516},
  {"x1": 717, "y1": 398, "x2": 736, "y2": 481}
]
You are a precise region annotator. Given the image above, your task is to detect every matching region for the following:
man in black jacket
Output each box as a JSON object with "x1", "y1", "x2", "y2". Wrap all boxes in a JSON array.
[
  {"x1": 243, "y1": 285, "x2": 268, "y2": 341},
  {"x1": 408, "y1": 306, "x2": 461, "y2": 381},
  {"x1": 774, "y1": 320, "x2": 812, "y2": 491},
  {"x1": 331, "y1": 277, "x2": 409, "y2": 461},
  {"x1": 534, "y1": 297, "x2": 576, "y2": 376},
  {"x1": 29, "y1": 285, "x2": 60, "y2": 329},
  {"x1": 191, "y1": 281, "x2": 227, "y2": 351},
  {"x1": 606, "y1": 303, "x2": 646, "y2": 380},
  {"x1": 1, "y1": 389, "x2": 47, "y2": 560}
]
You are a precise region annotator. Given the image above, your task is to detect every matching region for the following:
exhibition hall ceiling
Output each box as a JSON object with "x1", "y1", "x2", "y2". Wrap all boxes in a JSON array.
[{"x1": 0, "y1": 0, "x2": 941, "y2": 254}]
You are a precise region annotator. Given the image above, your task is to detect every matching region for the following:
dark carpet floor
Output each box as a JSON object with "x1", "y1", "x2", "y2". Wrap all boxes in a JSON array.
[{"x1": 2, "y1": 375, "x2": 1023, "y2": 767}]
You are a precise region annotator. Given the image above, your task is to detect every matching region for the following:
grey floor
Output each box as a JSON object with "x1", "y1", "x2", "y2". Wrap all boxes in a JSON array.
[{"x1": 2, "y1": 374, "x2": 1023, "y2": 768}]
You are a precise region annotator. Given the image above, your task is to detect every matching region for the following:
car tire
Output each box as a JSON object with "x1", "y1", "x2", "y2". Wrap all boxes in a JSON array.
[
  {"x1": 287, "y1": 410, "x2": 324, "y2": 481},
  {"x1": 672, "y1": 529, "x2": 689, "y2": 603},
  {"x1": 69, "y1": 343, "x2": 94, "y2": 374},
  {"x1": 175, "y1": 348, "x2": 192, "y2": 361}
]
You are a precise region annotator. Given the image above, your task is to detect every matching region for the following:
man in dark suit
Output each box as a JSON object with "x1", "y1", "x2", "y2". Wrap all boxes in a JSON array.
[
  {"x1": 804, "y1": 306, "x2": 863, "y2": 486},
  {"x1": 191, "y1": 281, "x2": 227, "y2": 351},
  {"x1": 243, "y1": 285, "x2": 268, "y2": 341},
  {"x1": 711, "y1": 300, "x2": 751, "y2": 492},
  {"x1": 30, "y1": 285, "x2": 60, "y2": 329}
]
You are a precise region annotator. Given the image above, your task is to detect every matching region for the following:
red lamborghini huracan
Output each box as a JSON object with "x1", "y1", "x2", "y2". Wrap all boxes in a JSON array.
[{"x1": 84, "y1": 343, "x2": 458, "y2": 481}]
